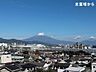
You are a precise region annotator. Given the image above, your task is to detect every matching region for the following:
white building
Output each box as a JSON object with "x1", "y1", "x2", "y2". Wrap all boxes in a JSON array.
[
  {"x1": 58, "y1": 65, "x2": 85, "y2": 72},
  {"x1": 11, "y1": 55, "x2": 24, "y2": 62},
  {"x1": 36, "y1": 44, "x2": 46, "y2": 48},
  {"x1": 58, "y1": 69, "x2": 66, "y2": 72},
  {"x1": 0, "y1": 43, "x2": 8, "y2": 48},
  {"x1": 0, "y1": 54, "x2": 12, "y2": 63},
  {"x1": 43, "y1": 62, "x2": 52, "y2": 70},
  {"x1": 77, "y1": 60, "x2": 89, "y2": 64},
  {"x1": 92, "y1": 62, "x2": 96, "y2": 72},
  {"x1": 0, "y1": 43, "x2": 8, "y2": 51},
  {"x1": 66, "y1": 66, "x2": 85, "y2": 72}
]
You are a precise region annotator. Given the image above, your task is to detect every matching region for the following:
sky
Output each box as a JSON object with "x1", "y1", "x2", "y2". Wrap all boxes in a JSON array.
[{"x1": 0, "y1": 0, "x2": 96, "y2": 40}]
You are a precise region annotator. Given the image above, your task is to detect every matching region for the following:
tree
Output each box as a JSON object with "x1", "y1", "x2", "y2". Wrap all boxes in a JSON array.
[{"x1": 34, "y1": 50, "x2": 40, "y2": 55}]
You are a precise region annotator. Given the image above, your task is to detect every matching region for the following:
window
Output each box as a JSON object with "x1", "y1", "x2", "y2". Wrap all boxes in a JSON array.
[
  {"x1": 6, "y1": 56, "x2": 9, "y2": 58},
  {"x1": 93, "y1": 66, "x2": 95, "y2": 68}
]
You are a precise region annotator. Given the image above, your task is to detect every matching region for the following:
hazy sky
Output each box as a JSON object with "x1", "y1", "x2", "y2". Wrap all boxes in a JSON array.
[{"x1": 0, "y1": 0, "x2": 96, "y2": 40}]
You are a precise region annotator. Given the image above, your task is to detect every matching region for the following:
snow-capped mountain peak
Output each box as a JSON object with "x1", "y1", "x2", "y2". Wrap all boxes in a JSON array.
[{"x1": 37, "y1": 32, "x2": 45, "y2": 36}]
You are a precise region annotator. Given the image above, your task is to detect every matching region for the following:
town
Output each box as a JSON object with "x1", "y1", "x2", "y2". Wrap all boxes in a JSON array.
[{"x1": 0, "y1": 42, "x2": 95, "y2": 72}]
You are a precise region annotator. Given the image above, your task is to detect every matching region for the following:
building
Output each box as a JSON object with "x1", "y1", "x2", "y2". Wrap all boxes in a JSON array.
[
  {"x1": 0, "y1": 43, "x2": 8, "y2": 51},
  {"x1": 0, "y1": 54, "x2": 12, "y2": 63},
  {"x1": 11, "y1": 55, "x2": 24, "y2": 62},
  {"x1": 0, "y1": 43, "x2": 8, "y2": 48},
  {"x1": 66, "y1": 66, "x2": 85, "y2": 72},
  {"x1": 92, "y1": 62, "x2": 96, "y2": 72}
]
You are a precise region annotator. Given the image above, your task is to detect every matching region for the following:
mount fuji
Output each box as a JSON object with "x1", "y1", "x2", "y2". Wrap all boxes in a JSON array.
[{"x1": 23, "y1": 33, "x2": 73, "y2": 45}]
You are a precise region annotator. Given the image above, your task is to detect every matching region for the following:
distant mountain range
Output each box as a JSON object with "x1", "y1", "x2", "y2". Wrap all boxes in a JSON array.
[
  {"x1": 0, "y1": 38, "x2": 28, "y2": 44},
  {"x1": 81, "y1": 38, "x2": 96, "y2": 45},
  {"x1": 0, "y1": 35, "x2": 96, "y2": 45}
]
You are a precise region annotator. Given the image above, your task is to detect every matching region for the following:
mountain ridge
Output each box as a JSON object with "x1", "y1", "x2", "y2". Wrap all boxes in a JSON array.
[
  {"x1": 81, "y1": 38, "x2": 96, "y2": 45},
  {"x1": 0, "y1": 35, "x2": 96, "y2": 45},
  {"x1": 23, "y1": 35, "x2": 74, "y2": 45}
]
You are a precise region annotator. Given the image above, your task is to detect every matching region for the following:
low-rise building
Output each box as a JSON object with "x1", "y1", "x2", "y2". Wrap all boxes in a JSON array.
[
  {"x1": 92, "y1": 62, "x2": 96, "y2": 72},
  {"x1": 0, "y1": 43, "x2": 8, "y2": 48},
  {"x1": 0, "y1": 54, "x2": 12, "y2": 63},
  {"x1": 66, "y1": 66, "x2": 85, "y2": 72},
  {"x1": 12, "y1": 55, "x2": 24, "y2": 62}
]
